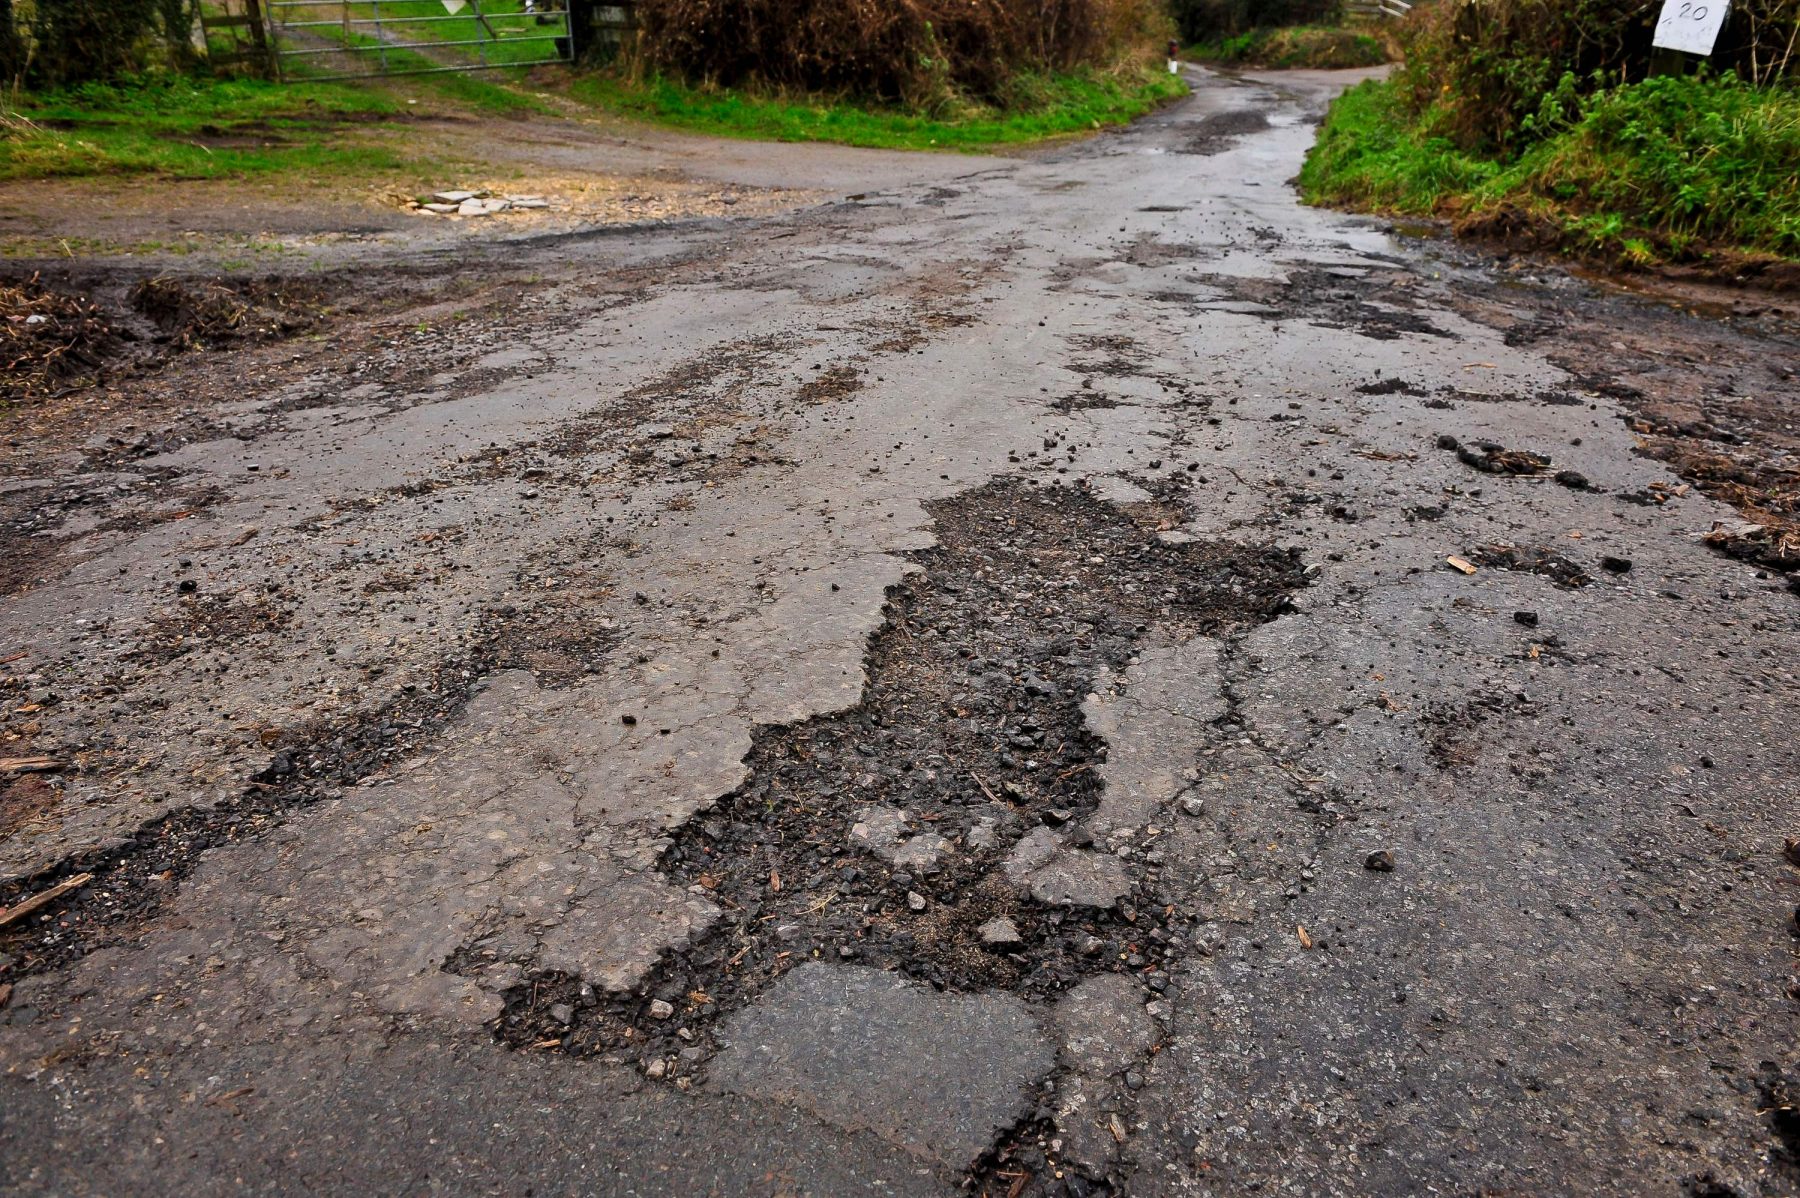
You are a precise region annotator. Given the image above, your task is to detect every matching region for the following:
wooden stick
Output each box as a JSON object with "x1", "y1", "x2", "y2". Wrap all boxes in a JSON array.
[
  {"x1": 0, "y1": 872, "x2": 93, "y2": 929},
  {"x1": 0, "y1": 756, "x2": 61, "y2": 773}
]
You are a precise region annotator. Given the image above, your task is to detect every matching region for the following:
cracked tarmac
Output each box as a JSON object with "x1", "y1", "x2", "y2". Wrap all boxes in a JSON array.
[{"x1": 2, "y1": 67, "x2": 1799, "y2": 1197}]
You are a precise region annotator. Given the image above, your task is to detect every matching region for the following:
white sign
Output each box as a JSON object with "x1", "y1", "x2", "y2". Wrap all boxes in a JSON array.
[
  {"x1": 442, "y1": 0, "x2": 467, "y2": 12},
  {"x1": 1652, "y1": 0, "x2": 1729, "y2": 56}
]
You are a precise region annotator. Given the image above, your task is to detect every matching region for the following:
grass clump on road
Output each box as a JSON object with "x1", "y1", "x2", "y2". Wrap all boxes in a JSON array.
[
  {"x1": 1302, "y1": 72, "x2": 1800, "y2": 264},
  {"x1": 569, "y1": 67, "x2": 1186, "y2": 151}
]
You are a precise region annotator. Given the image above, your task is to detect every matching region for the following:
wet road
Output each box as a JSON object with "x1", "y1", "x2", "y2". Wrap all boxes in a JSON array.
[{"x1": 2, "y1": 68, "x2": 1797, "y2": 1196}]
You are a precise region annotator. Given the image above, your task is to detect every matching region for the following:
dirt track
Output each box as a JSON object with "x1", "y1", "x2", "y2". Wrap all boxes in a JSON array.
[{"x1": 1, "y1": 67, "x2": 1798, "y2": 1197}]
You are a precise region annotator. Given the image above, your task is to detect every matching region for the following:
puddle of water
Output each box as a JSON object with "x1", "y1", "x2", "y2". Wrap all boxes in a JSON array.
[
  {"x1": 1568, "y1": 266, "x2": 1755, "y2": 322},
  {"x1": 1386, "y1": 220, "x2": 1445, "y2": 241}
]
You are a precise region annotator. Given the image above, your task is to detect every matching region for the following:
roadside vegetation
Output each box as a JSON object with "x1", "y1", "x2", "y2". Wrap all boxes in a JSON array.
[
  {"x1": 1301, "y1": 0, "x2": 1800, "y2": 267},
  {"x1": 1171, "y1": 0, "x2": 1392, "y2": 68},
  {"x1": 0, "y1": 0, "x2": 1185, "y2": 180},
  {"x1": 582, "y1": 0, "x2": 1184, "y2": 149},
  {"x1": 633, "y1": 0, "x2": 1170, "y2": 106},
  {"x1": 1187, "y1": 24, "x2": 1388, "y2": 68},
  {"x1": 1, "y1": 75, "x2": 400, "y2": 181},
  {"x1": 571, "y1": 68, "x2": 1184, "y2": 151},
  {"x1": 0, "y1": 67, "x2": 554, "y2": 181}
]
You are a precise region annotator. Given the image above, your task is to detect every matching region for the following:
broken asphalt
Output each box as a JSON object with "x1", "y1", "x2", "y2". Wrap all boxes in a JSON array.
[{"x1": 1, "y1": 67, "x2": 1798, "y2": 1197}]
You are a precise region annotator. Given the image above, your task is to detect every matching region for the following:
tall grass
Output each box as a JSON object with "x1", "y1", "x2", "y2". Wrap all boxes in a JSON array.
[
  {"x1": 1516, "y1": 73, "x2": 1800, "y2": 254},
  {"x1": 1301, "y1": 73, "x2": 1800, "y2": 260}
]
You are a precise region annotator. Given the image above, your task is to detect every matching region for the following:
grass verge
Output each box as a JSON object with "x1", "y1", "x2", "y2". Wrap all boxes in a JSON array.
[
  {"x1": 1300, "y1": 73, "x2": 1800, "y2": 267},
  {"x1": 2, "y1": 59, "x2": 1179, "y2": 183},
  {"x1": 566, "y1": 66, "x2": 1187, "y2": 151},
  {"x1": 0, "y1": 68, "x2": 547, "y2": 183},
  {"x1": 1, "y1": 75, "x2": 401, "y2": 181}
]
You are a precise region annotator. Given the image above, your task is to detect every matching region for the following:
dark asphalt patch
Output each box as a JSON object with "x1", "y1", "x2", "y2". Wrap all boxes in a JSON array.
[
  {"x1": 1175, "y1": 109, "x2": 1271, "y2": 156},
  {"x1": 1356, "y1": 377, "x2": 1428, "y2": 396}
]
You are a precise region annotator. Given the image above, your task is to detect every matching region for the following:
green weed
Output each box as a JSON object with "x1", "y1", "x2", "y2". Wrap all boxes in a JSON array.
[{"x1": 1300, "y1": 73, "x2": 1800, "y2": 262}]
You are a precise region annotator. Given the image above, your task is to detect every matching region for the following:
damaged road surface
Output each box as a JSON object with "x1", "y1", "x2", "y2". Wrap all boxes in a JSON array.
[{"x1": 3, "y1": 68, "x2": 1799, "y2": 1198}]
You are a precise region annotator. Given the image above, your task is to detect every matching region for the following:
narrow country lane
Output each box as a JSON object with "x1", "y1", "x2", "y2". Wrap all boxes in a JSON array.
[{"x1": 2, "y1": 68, "x2": 1797, "y2": 1197}]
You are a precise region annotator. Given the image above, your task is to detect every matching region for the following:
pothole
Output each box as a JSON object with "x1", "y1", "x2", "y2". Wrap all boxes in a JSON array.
[
  {"x1": 1193, "y1": 268, "x2": 1453, "y2": 341},
  {"x1": 482, "y1": 479, "x2": 1306, "y2": 1083}
]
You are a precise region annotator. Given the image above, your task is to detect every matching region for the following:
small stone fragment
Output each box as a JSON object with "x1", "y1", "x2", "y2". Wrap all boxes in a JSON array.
[
  {"x1": 907, "y1": 891, "x2": 927, "y2": 912},
  {"x1": 1514, "y1": 610, "x2": 1539, "y2": 627},
  {"x1": 1027, "y1": 849, "x2": 1133, "y2": 908},
  {"x1": 967, "y1": 816, "x2": 1001, "y2": 850},
  {"x1": 648, "y1": 998, "x2": 675, "y2": 1020},
  {"x1": 1365, "y1": 849, "x2": 1396, "y2": 872},
  {"x1": 1601, "y1": 555, "x2": 1633, "y2": 574},
  {"x1": 979, "y1": 916, "x2": 1023, "y2": 949},
  {"x1": 549, "y1": 1003, "x2": 574, "y2": 1025}
]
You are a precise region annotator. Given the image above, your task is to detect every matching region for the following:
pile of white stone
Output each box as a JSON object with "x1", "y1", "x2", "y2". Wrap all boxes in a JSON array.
[{"x1": 412, "y1": 189, "x2": 553, "y2": 217}]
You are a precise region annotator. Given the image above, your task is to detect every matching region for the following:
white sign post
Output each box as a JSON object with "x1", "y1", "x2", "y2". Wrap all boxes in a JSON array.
[{"x1": 1651, "y1": 0, "x2": 1730, "y2": 56}]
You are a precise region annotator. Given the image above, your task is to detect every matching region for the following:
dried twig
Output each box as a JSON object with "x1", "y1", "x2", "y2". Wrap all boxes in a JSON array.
[{"x1": 0, "y1": 873, "x2": 93, "y2": 929}]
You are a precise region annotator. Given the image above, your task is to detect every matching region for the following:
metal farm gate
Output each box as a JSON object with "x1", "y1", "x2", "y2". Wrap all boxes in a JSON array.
[
  {"x1": 262, "y1": 0, "x2": 571, "y2": 80},
  {"x1": 202, "y1": 0, "x2": 635, "y2": 82}
]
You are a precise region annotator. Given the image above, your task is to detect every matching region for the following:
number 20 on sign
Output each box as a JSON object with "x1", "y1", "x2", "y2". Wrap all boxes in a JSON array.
[{"x1": 1652, "y1": 0, "x2": 1730, "y2": 55}]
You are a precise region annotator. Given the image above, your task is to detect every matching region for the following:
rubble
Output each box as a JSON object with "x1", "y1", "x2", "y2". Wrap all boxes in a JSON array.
[{"x1": 409, "y1": 189, "x2": 559, "y2": 218}]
